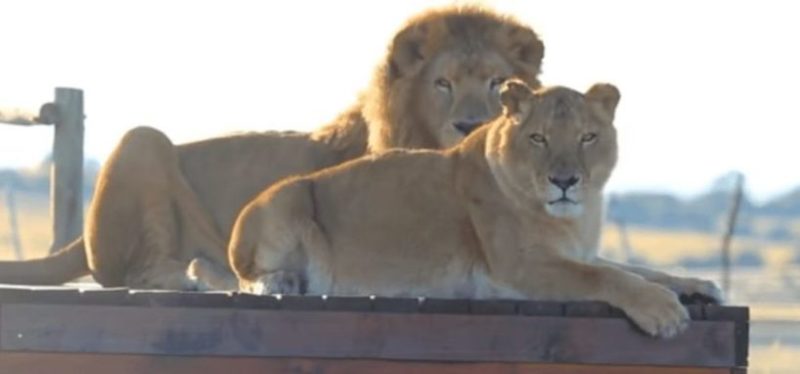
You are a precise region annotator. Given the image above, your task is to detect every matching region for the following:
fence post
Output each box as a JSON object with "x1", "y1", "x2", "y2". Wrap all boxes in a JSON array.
[
  {"x1": 50, "y1": 88, "x2": 84, "y2": 254},
  {"x1": 720, "y1": 173, "x2": 745, "y2": 300}
]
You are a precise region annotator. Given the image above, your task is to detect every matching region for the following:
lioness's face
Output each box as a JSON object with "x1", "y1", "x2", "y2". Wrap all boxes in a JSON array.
[
  {"x1": 419, "y1": 50, "x2": 517, "y2": 147},
  {"x1": 493, "y1": 81, "x2": 620, "y2": 219}
]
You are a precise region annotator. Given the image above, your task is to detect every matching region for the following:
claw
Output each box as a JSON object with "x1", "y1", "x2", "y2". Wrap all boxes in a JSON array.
[{"x1": 676, "y1": 279, "x2": 724, "y2": 305}]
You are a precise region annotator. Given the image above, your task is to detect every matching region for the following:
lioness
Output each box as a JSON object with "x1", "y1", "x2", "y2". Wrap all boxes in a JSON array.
[
  {"x1": 229, "y1": 81, "x2": 721, "y2": 338},
  {"x1": 0, "y1": 6, "x2": 545, "y2": 290}
]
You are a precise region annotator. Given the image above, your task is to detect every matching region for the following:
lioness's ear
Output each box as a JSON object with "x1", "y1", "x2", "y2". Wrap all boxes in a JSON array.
[
  {"x1": 500, "y1": 79, "x2": 533, "y2": 120},
  {"x1": 388, "y1": 22, "x2": 445, "y2": 79},
  {"x1": 585, "y1": 83, "x2": 621, "y2": 123}
]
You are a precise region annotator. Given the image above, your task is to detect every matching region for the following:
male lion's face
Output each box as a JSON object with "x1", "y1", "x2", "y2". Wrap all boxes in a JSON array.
[
  {"x1": 368, "y1": 10, "x2": 546, "y2": 152},
  {"x1": 418, "y1": 50, "x2": 517, "y2": 148},
  {"x1": 491, "y1": 80, "x2": 620, "y2": 219}
]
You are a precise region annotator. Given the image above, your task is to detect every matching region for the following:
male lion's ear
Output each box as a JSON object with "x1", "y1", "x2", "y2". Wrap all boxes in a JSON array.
[
  {"x1": 585, "y1": 83, "x2": 621, "y2": 123},
  {"x1": 388, "y1": 22, "x2": 445, "y2": 79},
  {"x1": 501, "y1": 26, "x2": 544, "y2": 86},
  {"x1": 500, "y1": 79, "x2": 533, "y2": 120},
  {"x1": 507, "y1": 27, "x2": 545, "y2": 67}
]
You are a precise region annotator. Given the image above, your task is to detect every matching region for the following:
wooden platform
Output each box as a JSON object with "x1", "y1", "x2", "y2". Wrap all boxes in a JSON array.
[{"x1": 0, "y1": 286, "x2": 748, "y2": 373}]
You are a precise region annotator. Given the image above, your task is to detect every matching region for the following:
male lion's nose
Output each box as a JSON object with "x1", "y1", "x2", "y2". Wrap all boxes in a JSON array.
[
  {"x1": 453, "y1": 121, "x2": 482, "y2": 135},
  {"x1": 548, "y1": 174, "x2": 581, "y2": 191}
]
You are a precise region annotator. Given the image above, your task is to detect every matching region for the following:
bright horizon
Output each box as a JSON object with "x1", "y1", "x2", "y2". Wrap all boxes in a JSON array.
[{"x1": 1, "y1": 0, "x2": 798, "y2": 202}]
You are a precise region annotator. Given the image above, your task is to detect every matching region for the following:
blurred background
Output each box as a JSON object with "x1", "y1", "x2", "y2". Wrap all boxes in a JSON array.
[{"x1": 1, "y1": 1, "x2": 798, "y2": 372}]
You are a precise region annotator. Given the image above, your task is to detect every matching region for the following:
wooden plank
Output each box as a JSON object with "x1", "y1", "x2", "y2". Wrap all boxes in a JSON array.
[
  {"x1": 469, "y1": 299, "x2": 518, "y2": 315},
  {"x1": 280, "y1": 295, "x2": 326, "y2": 310},
  {"x1": 324, "y1": 296, "x2": 373, "y2": 312},
  {"x1": 419, "y1": 298, "x2": 470, "y2": 314},
  {"x1": 0, "y1": 108, "x2": 38, "y2": 125},
  {"x1": 733, "y1": 322, "x2": 748, "y2": 368},
  {"x1": 232, "y1": 293, "x2": 280, "y2": 309},
  {"x1": 78, "y1": 288, "x2": 131, "y2": 305},
  {"x1": 128, "y1": 290, "x2": 233, "y2": 308},
  {"x1": 0, "y1": 352, "x2": 736, "y2": 374},
  {"x1": 0, "y1": 103, "x2": 55, "y2": 126},
  {"x1": 518, "y1": 300, "x2": 563, "y2": 316},
  {"x1": 37, "y1": 102, "x2": 59, "y2": 124},
  {"x1": 0, "y1": 304, "x2": 739, "y2": 367},
  {"x1": 50, "y1": 87, "x2": 84, "y2": 254},
  {"x1": 706, "y1": 305, "x2": 749, "y2": 367},
  {"x1": 564, "y1": 302, "x2": 612, "y2": 317},
  {"x1": 0, "y1": 287, "x2": 81, "y2": 304},
  {"x1": 372, "y1": 297, "x2": 420, "y2": 313},
  {"x1": 704, "y1": 305, "x2": 749, "y2": 322},
  {"x1": 687, "y1": 305, "x2": 705, "y2": 320}
]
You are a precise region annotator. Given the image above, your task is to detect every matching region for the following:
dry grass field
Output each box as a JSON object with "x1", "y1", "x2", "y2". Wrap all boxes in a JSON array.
[
  {"x1": 0, "y1": 191, "x2": 51, "y2": 261},
  {"x1": 601, "y1": 226, "x2": 797, "y2": 268}
]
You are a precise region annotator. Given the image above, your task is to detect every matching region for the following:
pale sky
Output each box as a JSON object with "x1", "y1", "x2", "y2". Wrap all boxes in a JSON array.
[{"x1": 0, "y1": 0, "x2": 798, "y2": 201}]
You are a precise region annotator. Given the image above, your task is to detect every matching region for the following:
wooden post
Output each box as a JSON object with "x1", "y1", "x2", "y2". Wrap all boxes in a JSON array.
[
  {"x1": 49, "y1": 88, "x2": 84, "y2": 254},
  {"x1": 720, "y1": 173, "x2": 744, "y2": 300}
]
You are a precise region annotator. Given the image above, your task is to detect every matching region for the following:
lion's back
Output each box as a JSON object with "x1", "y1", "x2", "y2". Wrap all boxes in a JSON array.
[{"x1": 308, "y1": 150, "x2": 470, "y2": 274}]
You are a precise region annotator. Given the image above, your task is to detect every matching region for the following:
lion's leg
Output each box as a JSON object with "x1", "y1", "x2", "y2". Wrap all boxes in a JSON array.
[
  {"x1": 229, "y1": 180, "x2": 327, "y2": 295},
  {"x1": 494, "y1": 257, "x2": 689, "y2": 338},
  {"x1": 247, "y1": 223, "x2": 331, "y2": 296},
  {"x1": 187, "y1": 257, "x2": 239, "y2": 291},
  {"x1": 246, "y1": 270, "x2": 306, "y2": 295},
  {"x1": 228, "y1": 182, "x2": 309, "y2": 295},
  {"x1": 128, "y1": 259, "x2": 199, "y2": 290},
  {"x1": 86, "y1": 126, "x2": 223, "y2": 290},
  {"x1": 595, "y1": 258, "x2": 723, "y2": 303},
  {"x1": 171, "y1": 166, "x2": 230, "y2": 271},
  {"x1": 170, "y1": 163, "x2": 237, "y2": 289},
  {"x1": 86, "y1": 127, "x2": 170, "y2": 287}
]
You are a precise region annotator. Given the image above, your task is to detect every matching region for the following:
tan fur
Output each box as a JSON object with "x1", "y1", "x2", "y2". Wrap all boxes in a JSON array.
[
  {"x1": 0, "y1": 6, "x2": 545, "y2": 290},
  {"x1": 364, "y1": 6, "x2": 543, "y2": 151},
  {"x1": 230, "y1": 81, "x2": 721, "y2": 338}
]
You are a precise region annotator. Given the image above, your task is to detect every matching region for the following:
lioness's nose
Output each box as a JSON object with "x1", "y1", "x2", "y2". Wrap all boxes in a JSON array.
[
  {"x1": 548, "y1": 175, "x2": 581, "y2": 190},
  {"x1": 453, "y1": 121, "x2": 482, "y2": 135}
]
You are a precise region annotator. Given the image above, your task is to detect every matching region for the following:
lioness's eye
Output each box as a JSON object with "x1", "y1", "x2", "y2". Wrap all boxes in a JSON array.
[
  {"x1": 529, "y1": 133, "x2": 547, "y2": 145},
  {"x1": 581, "y1": 133, "x2": 598, "y2": 144},
  {"x1": 435, "y1": 78, "x2": 452, "y2": 91},
  {"x1": 489, "y1": 77, "x2": 507, "y2": 90}
]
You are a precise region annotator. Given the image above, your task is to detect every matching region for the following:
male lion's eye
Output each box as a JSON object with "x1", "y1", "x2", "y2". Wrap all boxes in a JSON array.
[
  {"x1": 581, "y1": 133, "x2": 598, "y2": 144},
  {"x1": 489, "y1": 77, "x2": 507, "y2": 90},
  {"x1": 529, "y1": 133, "x2": 547, "y2": 145},
  {"x1": 435, "y1": 78, "x2": 452, "y2": 91}
]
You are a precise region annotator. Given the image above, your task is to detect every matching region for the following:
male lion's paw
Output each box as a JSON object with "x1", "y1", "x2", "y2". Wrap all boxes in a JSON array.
[
  {"x1": 671, "y1": 277, "x2": 724, "y2": 305},
  {"x1": 622, "y1": 283, "x2": 690, "y2": 339},
  {"x1": 243, "y1": 271, "x2": 305, "y2": 295}
]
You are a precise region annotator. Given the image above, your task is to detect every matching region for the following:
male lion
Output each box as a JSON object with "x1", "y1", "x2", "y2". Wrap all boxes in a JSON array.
[
  {"x1": 229, "y1": 81, "x2": 722, "y2": 338},
  {"x1": 0, "y1": 6, "x2": 545, "y2": 290}
]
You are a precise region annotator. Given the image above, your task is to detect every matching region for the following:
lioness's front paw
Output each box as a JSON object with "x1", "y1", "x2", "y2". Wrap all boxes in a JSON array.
[
  {"x1": 622, "y1": 283, "x2": 690, "y2": 339},
  {"x1": 670, "y1": 277, "x2": 723, "y2": 304}
]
